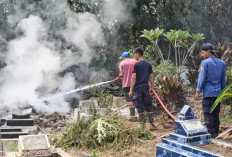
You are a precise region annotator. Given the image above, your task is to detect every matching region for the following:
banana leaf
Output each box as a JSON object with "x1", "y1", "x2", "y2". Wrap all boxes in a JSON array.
[{"x1": 210, "y1": 82, "x2": 232, "y2": 113}]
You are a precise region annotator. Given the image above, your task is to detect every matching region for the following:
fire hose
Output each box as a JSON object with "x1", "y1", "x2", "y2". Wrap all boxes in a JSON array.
[{"x1": 152, "y1": 89, "x2": 177, "y2": 121}]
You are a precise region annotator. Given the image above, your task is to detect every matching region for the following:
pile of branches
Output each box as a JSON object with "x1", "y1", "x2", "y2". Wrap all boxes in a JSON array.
[{"x1": 52, "y1": 114, "x2": 154, "y2": 150}]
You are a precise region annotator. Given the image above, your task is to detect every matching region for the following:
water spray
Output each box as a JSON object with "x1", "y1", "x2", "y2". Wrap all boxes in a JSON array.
[{"x1": 41, "y1": 80, "x2": 113, "y2": 101}]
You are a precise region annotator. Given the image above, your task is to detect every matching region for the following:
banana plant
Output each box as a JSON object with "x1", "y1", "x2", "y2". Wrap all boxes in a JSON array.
[{"x1": 210, "y1": 82, "x2": 232, "y2": 113}]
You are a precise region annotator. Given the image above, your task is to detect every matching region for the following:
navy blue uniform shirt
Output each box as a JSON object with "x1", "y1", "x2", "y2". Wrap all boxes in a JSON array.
[
  {"x1": 133, "y1": 60, "x2": 153, "y2": 89},
  {"x1": 197, "y1": 56, "x2": 226, "y2": 97}
]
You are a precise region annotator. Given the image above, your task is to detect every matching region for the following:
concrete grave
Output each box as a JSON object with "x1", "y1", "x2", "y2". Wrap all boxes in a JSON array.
[
  {"x1": 156, "y1": 105, "x2": 224, "y2": 157},
  {"x1": 0, "y1": 139, "x2": 18, "y2": 152},
  {"x1": 86, "y1": 108, "x2": 108, "y2": 116},
  {"x1": 79, "y1": 100, "x2": 98, "y2": 112},
  {"x1": 12, "y1": 108, "x2": 32, "y2": 119},
  {"x1": 18, "y1": 134, "x2": 51, "y2": 156},
  {"x1": 79, "y1": 113, "x2": 91, "y2": 120},
  {"x1": 7, "y1": 119, "x2": 34, "y2": 126},
  {"x1": 0, "y1": 128, "x2": 29, "y2": 139},
  {"x1": 112, "y1": 97, "x2": 127, "y2": 107}
]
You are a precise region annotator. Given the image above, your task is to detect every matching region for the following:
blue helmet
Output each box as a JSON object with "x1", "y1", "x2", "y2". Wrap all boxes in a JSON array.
[{"x1": 121, "y1": 52, "x2": 130, "y2": 57}]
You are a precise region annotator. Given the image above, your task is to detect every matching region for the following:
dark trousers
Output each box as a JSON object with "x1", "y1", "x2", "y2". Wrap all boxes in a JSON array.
[
  {"x1": 133, "y1": 84, "x2": 153, "y2": 113},
  {"x1": 202, "y1": 97, "x2": 220, "y2": 134},
  {"x1": 123, "y1": 87, "x2": 133, "y2": 102}
]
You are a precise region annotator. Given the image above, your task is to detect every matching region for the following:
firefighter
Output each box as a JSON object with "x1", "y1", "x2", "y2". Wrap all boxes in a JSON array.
[
  {"x1": 129, "y1": 47, "x2": 157, "y2": 131},
  {"x1": 195, "y1": 43, "x2": 226, "y2": 138}
]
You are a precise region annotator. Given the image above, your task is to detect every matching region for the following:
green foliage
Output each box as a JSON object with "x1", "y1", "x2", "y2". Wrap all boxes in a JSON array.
[
  {"x1": 220, "y1": 115, "x2": 232, "y2": 124},
  {"x1": 141, "y1": 28, "x2": 204, "y2": 70},
  {"x1": 53, "y1": 117, "x2": 155, "y2": 150},
  {"x1": 210, "y1": 83, "x2": 232, "y2": 113},
  {"x1": 226, "y1": 68, "x2": 232, "y2": 84},
  {"x1": 185, "y1": 46, "x2": 202, "y2": 92},
  {"x1": 141, "y1": 28, "x2": 164, "y2": 41},
  {"x1": 8, "y1": 141, "x2": 18, "y2": 152},
  {"x1": 155, "y1": 74, "x2": 185, "y2": 108},
  {"x1": 191, "y1": 33, "x2": 205, "y2": 42},
  {"x1": 90, "y1": 150, "x2": 99, "y2": 157},
  {"x1": 90, "y1": 87, "x2": 113, "y2": 108},
  {"x1": 163, "y1": 30, "x2": 180, "y2": 43},
  {"x1": 143, "y1": 45, "x2": 159, "y2": 64},
  {"x1": 153, "y1": 60, "x2": 179, "y2": 77}
]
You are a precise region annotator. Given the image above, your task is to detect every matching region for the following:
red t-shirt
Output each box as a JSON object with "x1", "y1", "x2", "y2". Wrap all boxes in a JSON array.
[{"x1": 119, "y1": 58, "x2": 137, "y2": 88}]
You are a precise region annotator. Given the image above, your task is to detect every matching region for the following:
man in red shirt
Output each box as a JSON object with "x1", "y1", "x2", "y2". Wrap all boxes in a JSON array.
[{"x1": 113, "y1": 52, "x2": 137, "y2": 121}]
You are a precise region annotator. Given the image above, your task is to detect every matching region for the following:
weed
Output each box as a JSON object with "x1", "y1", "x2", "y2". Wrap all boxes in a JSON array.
[{"x1": 53, "y1": 116, "x2": 155, "y2": 151}]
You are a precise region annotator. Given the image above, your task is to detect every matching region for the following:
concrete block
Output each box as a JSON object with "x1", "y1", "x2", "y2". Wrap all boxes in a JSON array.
[
  {"x1": 55, "y1": 148, "x2": 72, "y2": 157},
  {"x1": 79, "y1": 113, "x2": 91, "y2": 120},
  {"x1": 5, "y1": 152, "x2": 20, "y2": 157},
  {"x1": 86, "y1": 108, "x2": 108, "y2": 116},
  {"x1": 18, "y1": 134, "x2": 51, "y2": 156},
  {"x1": 12, "y1": 108, "x2": 32, "y2": 119},
  {"x1": 0, "y1": 129, "x2": 29, "y2": 139},
  {"x1": 7, "y1": 119, "x2": 34, "y2": 127},
  {"x1": 0, "y1": 139, "x2": 18, "y2": 152},
  {"x1": 112, "y1": 97, "x2": 127, "y2": 107},
  {"x1": 1, "y1": 128, "x2": 22, "y2": 132},
  {"x1": 97, "y1": 108, "x2": 108, "y2": 116},
  {"x1": 79, "y1": 100, "x2": 98, "y2": 112},
  {"x1": 73, "y1": 108, "x2": 80, "y2": 121}
]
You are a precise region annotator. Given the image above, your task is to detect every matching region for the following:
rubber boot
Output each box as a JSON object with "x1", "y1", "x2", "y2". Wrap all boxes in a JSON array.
[
  {"x1": 211, "y1": 132, "x2": 218, "y2": 138},
  {"x1": 127, "y1": 107, "x2": 137, "y2": 122},
  {"x1": 148, "y1": 112, "x2": 157, "y2": 131},
  {"x1": 139, "y1": 113, "x2": 146, "y2": 130}
]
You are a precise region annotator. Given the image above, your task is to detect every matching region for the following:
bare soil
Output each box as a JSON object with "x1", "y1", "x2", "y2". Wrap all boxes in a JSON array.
[{"x1": 199, "y1": 143, "x2": 232, "y2": 157}]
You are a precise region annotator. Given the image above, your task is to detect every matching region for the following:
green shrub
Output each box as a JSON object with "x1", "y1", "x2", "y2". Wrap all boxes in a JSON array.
[
  {"x1": 155, "y1": 74, "x2": 185, "y2": 109},
  {"x1": 153, "y1": 60, "x2": 180, "y2": 77}
]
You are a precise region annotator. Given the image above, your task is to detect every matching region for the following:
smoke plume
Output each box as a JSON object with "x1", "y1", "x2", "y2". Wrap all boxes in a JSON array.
[{"x1": 0, "y1": 0, "x2": 135, "y2": 114}]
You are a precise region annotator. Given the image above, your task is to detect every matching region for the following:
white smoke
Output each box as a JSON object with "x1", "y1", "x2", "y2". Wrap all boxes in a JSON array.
[
  {"x1": 102, "y1": 0, "x2": 134, "y2": 23},
  {"x1": 0, "y1": 0, "x2": 135, "y2": 114}
]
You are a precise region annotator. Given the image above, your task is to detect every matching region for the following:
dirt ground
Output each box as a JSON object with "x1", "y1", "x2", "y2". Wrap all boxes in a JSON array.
[
  {"x1": 199, "y1": 143, "x2": 232, "y2": 157},
  {"x1": 198, "y1": 123, "x2": 232, "y2": 157}
]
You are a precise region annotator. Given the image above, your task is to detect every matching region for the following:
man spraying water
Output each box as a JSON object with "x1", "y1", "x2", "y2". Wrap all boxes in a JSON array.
[{"x1": 113, "y1": 52, "x2": 137, "y2": 121}]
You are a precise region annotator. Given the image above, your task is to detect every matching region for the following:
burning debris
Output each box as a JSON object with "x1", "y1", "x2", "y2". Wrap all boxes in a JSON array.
[{"x1": 34, "y1": 112, "x2": 70, "y2": 134}]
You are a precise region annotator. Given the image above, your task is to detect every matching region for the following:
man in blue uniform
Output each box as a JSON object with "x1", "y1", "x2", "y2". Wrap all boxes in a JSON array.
[
  {"x1": 129, "y1": 47, "x2": 157, "y2": 131},
  {"x1": 195, "y1": 43, "x2": 226, "y2": 138}
]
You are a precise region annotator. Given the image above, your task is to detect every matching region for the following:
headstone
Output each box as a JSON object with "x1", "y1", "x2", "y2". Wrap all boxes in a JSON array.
[
  {"x1": 86, "y1": 108, "x2": 108, "y2": 116},
  {"x1": 12, "y1": 108, "x2": 32, "y2": 119},
  {"x1": 18, "y1": 134, "x2": 51, "y2": 156},
  {"x1": 156, "y1": 105, "x2": 224, "y2": 157},
  {"x1": 72, "y1": 108, "x2": 80, "y2": 121},
  {"x1": 79, "y1": 100, "x2": 98, "y2": 112}
]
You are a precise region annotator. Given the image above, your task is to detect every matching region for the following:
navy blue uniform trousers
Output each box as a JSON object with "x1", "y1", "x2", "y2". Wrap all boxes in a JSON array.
[
  {"x1": 133, "y1": 84, "x2": 153, "y2": 113},
  {"x1": 202, "y1": 97, "x2": 220, "y2": 134}
]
